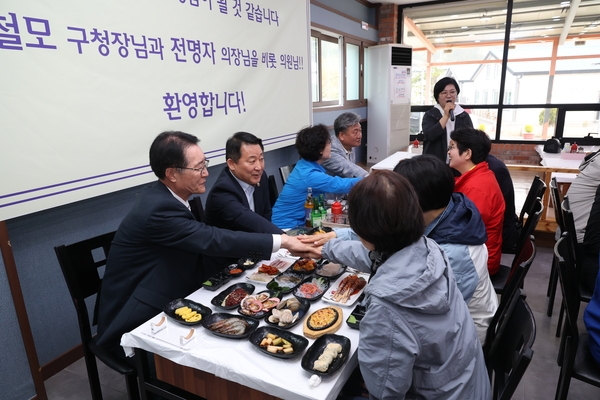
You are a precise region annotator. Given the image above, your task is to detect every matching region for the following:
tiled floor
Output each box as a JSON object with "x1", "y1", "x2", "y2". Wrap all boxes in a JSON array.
[{"x1": 44, "y1": 171, "x2": 600, "y2": 400}]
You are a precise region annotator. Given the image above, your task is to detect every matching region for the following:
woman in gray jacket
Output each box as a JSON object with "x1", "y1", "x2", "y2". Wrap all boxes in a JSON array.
[{"x1": 346, "y1": 171, "x2": 491, "y2": 400}]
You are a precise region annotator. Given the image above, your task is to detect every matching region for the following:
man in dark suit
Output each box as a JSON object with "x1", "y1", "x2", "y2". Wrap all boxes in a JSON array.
[
  {"x1": 96, "y1": 131, "x2": 317, "y2": 357},
  {"x1": 203, "y1": 132, "x2": 284, "y2": 273}
]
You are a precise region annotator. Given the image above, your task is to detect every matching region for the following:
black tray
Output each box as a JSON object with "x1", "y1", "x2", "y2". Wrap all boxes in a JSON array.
[
  {"x1": 202, "y1": 270, "x2": 233, "y2": 291},
  {"x1": 224, "y1": 263, "x2": 244, "y2": 277},
  {"x1": 264, "y1": 297, "x2": 311, "y2": 330},
  {"x1": 266, "y1": 270, "x2": 305, "y2": 294},
  {"x1": 293, "y1": 276, "x2": 330, "y2": 302},
  {"x1": 163, "y1": 298, "x2": 212, "y2": 326},
  {"x1": 248, "y1": 326, "x2": 309, "y2": 359},
  {"x1": 288, "y1": 258, "x2": 319, "y2": 274},
  {"x1": 202, "y1": 313, "x2": 259, "y2": 339},
  {"x1": 238, "y1": 289, "x2": 282, "y2": 319},
  {"x1": 314, "y1": 261, "x2": 347, "y2": 281},
  {"x1": 211, "y1": 283, "x2": 255, "y2": 309},
  {"x1": 301, "y1": 334, "x2": 351, "y2": 376},
  {"x1": 345, "y1": 304, "x2": 366, "y2": 330}
]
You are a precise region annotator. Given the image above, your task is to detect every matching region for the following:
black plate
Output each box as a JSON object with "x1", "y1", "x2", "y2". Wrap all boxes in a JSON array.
[
  {"x1": 202, "y1": 270, "x2": 233, "y2": 291},
  {"x1": 301, "y1": 334, "x2": 351, "y2": 376},
  {"x1": 294, "y1": 276, "x2": 330, "y2": 302},
  {"x1": 266, "y1": 270, "x2": 305, "y2": 294},
  {"x1": 238, "y1": 258, "x2": 261, "y2": 270},
  {"x1": 238, "y1": 290, "x2": 282, "y2": 319},
  {"x1": 289, "y1": 258, "x2": 319, "y2": 274},
  {"x1": 224, "y1": 264, "x2": 244, "y2": 277},
  {"x1": 211, "y1": 283, "x2": 255, "y2": 309},
  {"x1": 249, "y1": 326, "x2": 309, "y2": 359},
  {"x1": 315, "y1": 261, "x2": 347, "y2": 280},
  {"x1": 202, "y1": 313, "x2": 259, "y2": 339},
  {"x1": 163, "y1": 298, "x2": 213, "y2": 326},
  {"x1": 265, "y1": 297, "x2": 311, "y2": 330},
  {"x1": 345, "y1": 304, "x2": 366, "y2": 330}
]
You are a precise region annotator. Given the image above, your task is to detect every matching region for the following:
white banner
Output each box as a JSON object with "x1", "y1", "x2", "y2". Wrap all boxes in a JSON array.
[{"x1": 0, "y1": 0, "x2": 311, "y2": 220}]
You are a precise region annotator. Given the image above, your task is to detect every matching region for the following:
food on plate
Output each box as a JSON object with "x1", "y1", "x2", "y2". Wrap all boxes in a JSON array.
[
  {"x1": 239, "y1": 294, "x2": 280, "y2": 316},
  {"x1": 174, "y1": 306, "x2": 202, "y2": 322},
  {"x1": 313, "y1": 343, "x2": 343, "y2": 372},
  {"x1": 307, "y1": 307, "x2": 339, "y2": 331},
  {"x1": 276, "y1": 297, "x2": 301, "y2": 312},
  {"x1": 296, "y1": 277, "x2": 328, "y2": 299},
  {"x1": 259, "y1": 332, "x2": 295, "y2": 354},
  {"x1": 207, "y1": 317, "x2": 250, "y2": 335},
  {"x1": 270, "y1": 259, "x2": 290, "y2": 270},
  {"x1": 240, "y1": 258, "x2": 257, "y2": 266},
  {"x1": 268, "y1": 308, "x2": 299, "y2": 327},
  {"x1": 292, "y1": 258, "x2": 317, "y2": 273},
  {"x1": 317, "y1": 262, "x2": 344, "y2": 277},
  {"x1": 258, "y1": 264, "x2": 280, "y2": 275},
  {"x1": 332, "y1": 274, "x2": 367, "y2": 304},
  {"x1": 222, "y1": 287, "x2": 249, "y2": 307},
  {"x1": 228, "y1": 267, "x2": 243, "y2": 275}
]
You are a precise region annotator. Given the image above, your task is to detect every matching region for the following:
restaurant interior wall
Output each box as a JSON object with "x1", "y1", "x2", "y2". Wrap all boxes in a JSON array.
[{"x1": 0, "y1": 2, "x2": 378, "y2": 400}]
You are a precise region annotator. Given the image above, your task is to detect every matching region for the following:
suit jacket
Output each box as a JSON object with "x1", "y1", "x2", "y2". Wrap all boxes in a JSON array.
[
  {"x1": 422, "y1": 107, "x2": 474, "y2": 163},
  {"x1": 202, "y1": 167, "x2": 284, "y2": 272},
  {"x1": 96, "y1": 181, "x2": 273, "y2": 353}
]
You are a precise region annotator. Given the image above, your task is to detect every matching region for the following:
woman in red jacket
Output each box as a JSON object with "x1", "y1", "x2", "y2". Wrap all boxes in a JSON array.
[{"x1": 449, "y1": 127, "x2": 505, "y2": 276}]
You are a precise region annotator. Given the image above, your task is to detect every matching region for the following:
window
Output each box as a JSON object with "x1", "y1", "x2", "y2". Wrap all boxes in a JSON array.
[{"x1": 311, "y1": 29, "x2": 370, "y2": 108}]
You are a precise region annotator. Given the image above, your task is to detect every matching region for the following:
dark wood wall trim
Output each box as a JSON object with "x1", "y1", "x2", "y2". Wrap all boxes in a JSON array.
[
  {"x1": 0, "y1": 221, "x2": 47, "y2": 400},
  {"x1": 311, "y1": 1, "x2": 378, "y2": 30},
  {"x1": 40, "y1": 344, "x2": 84, "y2": 380}
]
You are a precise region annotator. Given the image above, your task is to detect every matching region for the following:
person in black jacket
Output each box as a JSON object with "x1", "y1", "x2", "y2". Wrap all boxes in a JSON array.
[
  {"x1": 202, "y1": 132, "x2": 284, "y2": 273},
  {"x1": 422, "y1": 77, "x2": 473, "y2": 163}
]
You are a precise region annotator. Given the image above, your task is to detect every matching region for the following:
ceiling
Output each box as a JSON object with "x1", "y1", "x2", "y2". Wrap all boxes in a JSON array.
[{"x1": 365, "y1": 0, "x2": 600, "y2": 48}]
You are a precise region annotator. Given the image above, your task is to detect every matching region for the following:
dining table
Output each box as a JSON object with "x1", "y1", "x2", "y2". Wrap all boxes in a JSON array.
[{"x1": 120, "y1": 251, "x2": 366, "y2": 400}]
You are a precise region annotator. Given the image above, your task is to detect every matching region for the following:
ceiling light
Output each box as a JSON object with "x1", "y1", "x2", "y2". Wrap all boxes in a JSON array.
[
  {"x1": 560, "y1": 1, "x2": 570, "y2": 5},
  {"x1": 461, "y1": 26, "x2": 468, "y2": 29}
]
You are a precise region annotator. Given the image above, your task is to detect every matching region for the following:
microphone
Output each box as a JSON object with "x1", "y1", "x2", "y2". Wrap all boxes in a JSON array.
[{"x1": 447, "y1": 100, "x2": 455, "y2": 122}]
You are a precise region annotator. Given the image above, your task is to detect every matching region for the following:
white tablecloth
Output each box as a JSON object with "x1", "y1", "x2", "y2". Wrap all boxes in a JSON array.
[
  {"x1": 370, "y1": 151, "x2": 415, "y2": 172},
  {"x1": 121, "y1": 253, "x2": 362, "y2": 400}
]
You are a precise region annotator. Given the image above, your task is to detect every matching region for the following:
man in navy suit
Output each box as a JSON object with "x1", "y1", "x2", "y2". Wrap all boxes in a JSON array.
[
  {"x1": 96, "y1": 131, "x2": 317, "y2": 357},
  {"x1": 203, "y1": 132, "x2": 284, "y2": 272}
]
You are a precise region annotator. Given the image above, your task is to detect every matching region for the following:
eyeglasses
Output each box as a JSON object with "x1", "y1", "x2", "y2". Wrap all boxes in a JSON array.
[
  {"x1": 447, "y1": 145, "x2": 457, "y2": 151},
  {"x1": 440, "y1": 90, "x2": 457, "y2": 96},
  {"x1": 176, "y1": 159, "x2": 210, "y2": 173}
]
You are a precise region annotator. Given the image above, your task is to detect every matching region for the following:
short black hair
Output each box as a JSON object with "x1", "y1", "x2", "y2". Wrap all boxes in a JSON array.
[
  {"x1": 226, "y1": 131, "x2": 263, "y2": 162},
  {"x1": 393, "y1": 155, "x2": 454, "y2": 212},
  {"x1": 450, "y1": 127, "x2": 492, "y2": 164},
  {"x1": 149, "y1": 131, "x2": 199, "y2": 179},
  {"x1": 348, "y1": 170, "x2": 424, "y2": 253},
  {"x1": 295, "y1": 124, "x2": 331, "y2": 161},
  {"x1": 433, "y1": 77, "x2": 460, "y2": 104}
]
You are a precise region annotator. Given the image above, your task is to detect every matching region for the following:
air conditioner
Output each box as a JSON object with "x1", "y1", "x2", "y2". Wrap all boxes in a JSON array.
[{"x1": 367, "y1": 44, "x2": 412, "y2": 163}]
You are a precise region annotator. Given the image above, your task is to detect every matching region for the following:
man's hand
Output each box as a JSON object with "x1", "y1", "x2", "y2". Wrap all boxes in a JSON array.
[
  {"x1": 281, "y1": 235, "x2": 322, "y2": 259},
  {"x1": 297, "y1": 231, "x2": 337, "y2": 247}
]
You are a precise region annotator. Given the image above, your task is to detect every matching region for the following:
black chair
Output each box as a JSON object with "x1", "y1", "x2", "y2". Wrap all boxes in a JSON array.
[
  {"x1": 279, "y1": 163, "x2": 295, "y2": 184},
  {"x1": 485, "y1": 236, "x2": 536, "y2": 358},
  {"x1": 555, "y1": 196, "x2": 594, "y2": 337},
  {"x1": 491, "y1": 198, "x2": 542, "y2": 294},
  {"x1": 519, "y1": 175, "x2": 546, "y2": 228},
  {"x1": 267, "y1": 174, "x2": 278, "y2": 207},
  {"x1": 486, "y1": 291, "x2": 536, "y2": 400},
  {"x1": 554, "y1": 233, "x2": 600, "y2": 400},
  {"x1": 55, "y1": 232, "x2": 140, "y2": 400},
  {"x1": 547, "y1": 177, "x2": 566, "y2": 317}
]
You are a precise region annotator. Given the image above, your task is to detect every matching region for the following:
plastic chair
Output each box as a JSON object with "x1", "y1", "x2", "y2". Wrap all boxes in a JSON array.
[
  {"x1": 491, "y1": 198, "x2": 542, "y2": 294},
  {"x1": 55, "y1": 232, "x2": 140, "y2": 400},
  {"x1": 485, "y1": 291, "x2": 536, "y2": 400},
  {"x1": 554, "y1": 233, "x2": 600, "y2": 400},
  {"x1": 547, "y1": 177, "x2": 566, "y2": 317},
  {"x1": 484, "y1": 236, "x2": 536, "y2": 358},
  {"x1": 279, "y1": 163, "x2": 296, "y2": 184},
  {"x1": 519, "y1": 175, "x2": 546, "y2": 227}
]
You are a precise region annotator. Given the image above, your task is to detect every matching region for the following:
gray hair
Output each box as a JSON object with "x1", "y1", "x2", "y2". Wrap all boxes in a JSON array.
[{"x1": 334, "y1": 112, "x2": 361, "y2": 136}]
